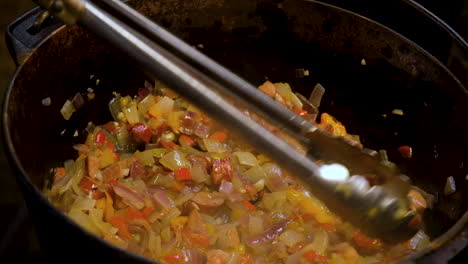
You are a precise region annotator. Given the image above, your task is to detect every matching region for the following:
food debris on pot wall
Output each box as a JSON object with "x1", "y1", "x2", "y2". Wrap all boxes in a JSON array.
[{"x1": 444, "y1": 176, "x2": 456, "y2": 196}]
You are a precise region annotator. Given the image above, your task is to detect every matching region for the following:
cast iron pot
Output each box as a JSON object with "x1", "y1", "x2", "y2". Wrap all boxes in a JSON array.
[{"x1": 3, "y1": 0, "x2": 468, "y2": 263}]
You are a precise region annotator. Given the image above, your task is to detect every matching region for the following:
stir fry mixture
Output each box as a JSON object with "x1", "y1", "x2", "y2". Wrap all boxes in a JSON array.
[{"x1": 46, "y1": 81, "x2": 430, "y2": 264}]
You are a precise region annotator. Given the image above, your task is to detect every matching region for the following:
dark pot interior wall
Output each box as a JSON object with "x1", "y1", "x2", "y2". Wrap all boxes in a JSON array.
[
  {"x1": 0, "y1": 1, "x2": 44, "y2": 263},
  {"x1": 0, "y1": 0, "x2": 466, "y2": 263}
]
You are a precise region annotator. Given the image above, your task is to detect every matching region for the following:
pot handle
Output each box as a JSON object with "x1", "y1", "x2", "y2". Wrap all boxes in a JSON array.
[{"x1": 6, "y1": 7, "x2": 63, "y2": 66}]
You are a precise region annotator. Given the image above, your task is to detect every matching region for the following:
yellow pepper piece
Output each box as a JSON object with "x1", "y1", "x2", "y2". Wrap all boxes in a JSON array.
[
  {"x1": 99, "y1": 148, "x2": 115, "y2": 168},
  {"x1": 170, "y1": 216, "x2": 188, "y2": 230},
  {"x1": 286, "y1": 189, "x2": 303, "y2": 205},
  {"x1": 300, "y1": 195, "x2": 335, "y2": 224},
  {"x1": 103, "y1": 191, "x2": 114, "y2": 222},
  {"x1": 95, "y1": 198, "x2": 106, "y2": 210},
  {"x1": 231, "y1": 209, "x2": 246, "y2": 220},
  {"x1": 320, "y1": 113, "x2": 347, "y2": 137},
  {"x1": 234, "y1": 244, "x2": 246, "y2": 254},
  {"x1": 287, "y1": 188, "x2": 335, "y2": 224},
  {"x1": 206, "y1": 223, "x2": 216, "y2": 237}
]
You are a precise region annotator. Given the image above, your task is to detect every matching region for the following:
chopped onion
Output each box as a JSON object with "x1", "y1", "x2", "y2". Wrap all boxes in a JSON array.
[
  {"x1": 124, "y1": 104, "x2": 140, "y2": 125},
  {"x1": 150, "y1": 187, "x2": 174, "y2": 209},
  {"x1": 289, "y1": 92, "x2": 303, "y2": 109},
  {"x1": 192, "y1": 192, "x2": 225, "y2": 207},
  {"x1": 150, "y1": 148, "x2": 167, "y2": 158},
  {"x1": 42, "y1": 97, "x2": 51, "y2": 106},
  {"x1": 279, "y1": 229, "x2": 305, "y2": 247},
  {"x1": 409, "y1": 231, "x2": 430, "y2": 250},
  {"x1": 253, "y1": 179, "x2": 265, "y2": 191},
  {"x1": 262, "y1": 191, "x2": 287, "y2": 211},
  {"x1": 60, "y1": 99, "x2": 76, "y2": 120},
  {"x1": 233, "y1": 152, "x2": 258, "y2": 167},
  {"x1": 309, "y1": 230, "x2": 329, "y2": 254},
  {"x1": 89, "y1": 208, "x2": 118, "y2": 235},
  {"x1": 174, "y1": 192, "x2": 195, "y2": 206},
  {"x1": 216, "y1": 225, "x2": 240, "y2": 249},
  {"x1": 68, "y1": 208, "x2": 101, "y2": 236},
  {"x1": 244, "y1": 166, "x2": 267, "y2": 183},
  {"x1": 190, "y1": 163, "x2": 209, "y2": 183},
  {"x1": 112, "y1": 184, "x2": 145, "y2": 210},
  {"x1": 262, "y1": 163, "x2": 288, "y2": 192},
  {"x1": 108, "y1": 96, "x2": 122, "y2": 121},
  {"x1": 135, "y1": 150, "x2": 155, "y2": 166},
  {"x1": 248, "y1": 214, "x2": 264, "y2": 236},
  {"x1": 309, "y1": 83, "x2": 325, "y2": 109},
  {"x1": 274, "y1": 83, "x2": 293, "y2": 102},
  {"x1": 148, "y1": 231, "x2": 162, "y2": 258},
  {"x1": 148, "y1": 96, "x2": 174, "y2": 119},
  {"x1": 204, "y1": 139, "x2": 229, "y2": 153},
  {"x1": 72, "y1": 197, "x2": 96, "y2": 211},
  {"x1": 137, "y1": 95, "x2": 155, "y2": 116},
  {"x1": 159, "y1": 150, "x2": 191, "y2": 171},
  {"x1": 161, "y1": 207, "x2": 181, "y2": 227},
  {"x1": 219, "y1": 180, "x2": 234, "y2": 194}
]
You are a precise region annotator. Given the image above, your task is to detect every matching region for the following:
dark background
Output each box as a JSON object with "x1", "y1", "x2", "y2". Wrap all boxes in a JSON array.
[{"x1": 0, "y1": 0, "x2": 466, "y2": 263}]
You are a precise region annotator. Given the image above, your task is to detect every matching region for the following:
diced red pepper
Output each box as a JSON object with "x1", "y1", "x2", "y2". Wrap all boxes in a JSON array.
[
  {"x1": 108, "y1": 179, "x2": 119, "y2": 185},
  {"x1": 96, "y1": 131, "x2": 107, "y2": 144},
  {"x1": 142, "y1": 207, "x2": 154, "y2": 218},
  {"x1": 160, "y1": 140, "x2": 179, "y2": 149},
  {"x1": 175, "y1": 167, "x2": 192, "y2": 181},
  {"x1": 163, "y1": 254, "x2": 183, "y2": 264},
  {"x1": 398, "y1": 145, "x2": 413, "y2": 158},
  {"x1": 125, "y1": 207, "x2": 145, "y2": 221},
  {"x1": 243, "y1": 200, "x2": 257, "y2": 211},
  {"x1": 318, "y1": 222, "x2": 337, "y2": 232},
  {"x1": 302, "y1": 249, "x2": 328, "y2": 264},
  {"x1": 110, "y1": 216, "x2": 132, "y2": 240},
  {"x1": 131, "y1": 123, "x2": 153, "y2": 143},
  {"x1": 293, "y1": 108, "x2": 308, "y2": 117},
  {"x1": 352, "y1": 232, "x2": 382, "y2": 250},
  {"x1": 209, "y1": 130, "x2": 228, "y2": 142},
  {"x1": 179, "y1": 134, "x2": 196, "y2": 147}
]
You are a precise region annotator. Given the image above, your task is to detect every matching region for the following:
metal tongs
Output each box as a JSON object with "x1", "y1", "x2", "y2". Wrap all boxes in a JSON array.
[{"x1": 34, "y1": 0, "x2": 419, "y2": 242}]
